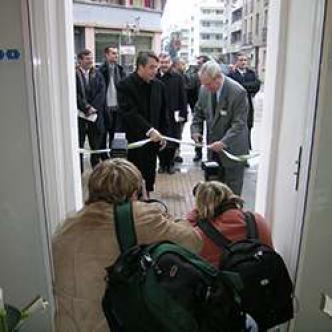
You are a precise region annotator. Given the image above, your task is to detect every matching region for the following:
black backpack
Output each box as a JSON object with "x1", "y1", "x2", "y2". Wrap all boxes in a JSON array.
[
  {"x1": 102, "y1": 201, "x2": 247, "y2": 332},
  {"x1": 197, "y1": 211, "x2": 294, "y2": 330}
]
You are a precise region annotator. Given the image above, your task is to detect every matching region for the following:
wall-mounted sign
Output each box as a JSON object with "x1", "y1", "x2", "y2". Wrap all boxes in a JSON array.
[
  {"x1": 120, "y1": 45, "x2": 136, "y2": 55},
  {"x1": 0, "y1": 49, "x2": 21, "y2": 61}
]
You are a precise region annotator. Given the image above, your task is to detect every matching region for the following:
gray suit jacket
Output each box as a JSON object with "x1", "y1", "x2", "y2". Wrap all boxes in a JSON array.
[{"x1": 191, "y1": 76, "x2": 249, "y2": 167}]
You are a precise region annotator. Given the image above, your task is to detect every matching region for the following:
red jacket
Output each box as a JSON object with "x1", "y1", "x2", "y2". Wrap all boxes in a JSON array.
[{"x1": 187, "y1": 208, "x2": 273, "y2": 267}]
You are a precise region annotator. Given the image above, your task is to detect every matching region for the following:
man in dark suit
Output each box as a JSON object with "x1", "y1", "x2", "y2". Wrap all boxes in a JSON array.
[
  {"x1": 76, "y1": 49, "x2": 105, "y2": 173},
  {"x1": 117, "y1": 51, "x2": 168, "y2": 195},
  {"x1": 99, "y1": 45, "x2": 126, "y2": 159},
  {"x1": 156, "y1": 53, "x2": 187, "y2": 174},
  {"x1": 228, "y1": 53, "x2": 261, "y2": 150},
  {"x1": 186, "y1": 55, "x2": 210, "y2": 162},
  {"x1": 191, "y1": 61, "x2": 249, "y2": 195}
]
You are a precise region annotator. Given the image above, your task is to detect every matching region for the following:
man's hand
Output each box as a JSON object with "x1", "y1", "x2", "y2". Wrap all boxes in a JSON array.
[
  {"x1": 192, "y1": 133, "x2": 203, "y2": 143},
  {"x1": 207, "y1": 141, "x2": 225, "y2": 153},
  {"x1": 149, "y1": 128, "x2": 163, "y2": 142},
  {"x1": 87, "y1": 107, "x2": 97, "y2": 114}
]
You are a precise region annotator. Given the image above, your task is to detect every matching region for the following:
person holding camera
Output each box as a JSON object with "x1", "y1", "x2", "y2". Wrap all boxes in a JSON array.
[
  {"x1": 187, "y1": 181, "x2": 272, "y2": 267},
  {"x1": 52, "y1": 159, "x2": 202, "y2": 332}
]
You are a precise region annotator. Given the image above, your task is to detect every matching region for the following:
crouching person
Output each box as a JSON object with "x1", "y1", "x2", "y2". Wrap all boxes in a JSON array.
[
  {"x1": 187, "y1": 181, "x2": 272, "y2": 267},
  {"x1": 52, "y1": 159, "x2": 202, "y2": 332}
]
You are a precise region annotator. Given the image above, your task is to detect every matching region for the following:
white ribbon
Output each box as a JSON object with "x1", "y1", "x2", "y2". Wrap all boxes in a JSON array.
[{"x1": 79, "y1": 136, "x2": 259, "y2": 163}]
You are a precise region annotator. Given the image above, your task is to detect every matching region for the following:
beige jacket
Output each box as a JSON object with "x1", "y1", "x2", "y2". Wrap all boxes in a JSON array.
[{"x1": 53, "y1": 201, "x2": 202, "y2": 332}]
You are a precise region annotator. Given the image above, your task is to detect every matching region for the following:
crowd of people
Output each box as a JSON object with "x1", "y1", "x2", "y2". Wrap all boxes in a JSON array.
[
  {"x1": 76, "y1": 46, "x2": 260, "y2": 196},
  {"x1": 51, "y1": 48, "x2": 289, "y2": 332}
]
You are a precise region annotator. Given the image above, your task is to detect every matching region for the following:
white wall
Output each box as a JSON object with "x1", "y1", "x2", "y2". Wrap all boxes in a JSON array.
[
  {"x1": 256, "y1": 0, "x2": 332, "y2": 330},
  {"x1": 0, "y1": 0, "x2": 81, "y2": 330},
  {"x1": 293, "y1": 1, "x2": 332, "y2": 329},
  {"x1": 0, "y1": 1, "x2": 53, "y2": 330}
]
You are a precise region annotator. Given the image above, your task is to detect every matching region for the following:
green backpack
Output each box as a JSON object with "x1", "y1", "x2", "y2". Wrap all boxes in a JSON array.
[{"x1": 102, "y1": 201, "x2": 246, "y2": 332}]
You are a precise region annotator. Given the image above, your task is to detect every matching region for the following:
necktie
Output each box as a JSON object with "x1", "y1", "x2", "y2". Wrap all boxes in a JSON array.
[{"x1": 211, "y1": 92, "x2": 217, "y2": 116}]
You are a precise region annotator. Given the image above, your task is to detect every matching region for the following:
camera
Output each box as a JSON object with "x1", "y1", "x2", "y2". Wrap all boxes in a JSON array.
[
  {"x1": 201, "y1": 161, "x2": 220, "y2": 181},
  {"x1": 110, "y1": 132, "x2": 128, "y2": 159}
]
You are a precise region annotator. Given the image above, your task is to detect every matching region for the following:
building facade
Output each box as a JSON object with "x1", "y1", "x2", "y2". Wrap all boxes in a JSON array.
[
  {"x1": 222, "y1": 0, "x2": 244, "y2": 64},
  {"x1": 241, "y1": 0, "x2": 269, "y2": 78},
  {"x1": 73, "y1": 0, "x2": 167, "y2": 71},
  {"x1": 192, "y1": 0, "x2": 226, "y2": 61}
]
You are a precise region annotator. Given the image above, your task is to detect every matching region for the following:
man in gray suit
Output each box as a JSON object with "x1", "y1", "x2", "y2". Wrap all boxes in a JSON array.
[{"x1": 191, "y1": 61, "x2": 249, "y2": 195}]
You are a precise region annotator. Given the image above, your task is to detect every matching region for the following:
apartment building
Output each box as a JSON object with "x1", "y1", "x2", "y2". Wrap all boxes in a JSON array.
[
  {"x1": 242, "y1": 0, "x2": 269, "y2": 78},
  {"x1": 73, "y1": 0, "x2": 167, "y2": 70},
  {"x1": 192, "y1": 0, "x2": 226, "y2": 61},
  {"x1": 222, "y1": 0, "x2": 244, "y2": 64}
]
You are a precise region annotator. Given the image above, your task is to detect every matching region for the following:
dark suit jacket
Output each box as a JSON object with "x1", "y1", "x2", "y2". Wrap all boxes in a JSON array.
[
  {"x1": 156, "y1": 70, "x2": 187, "y2": 139},
  {"x1": 228, "y1": 68, "x2": 260, "y2": 128},
  {"x1": 76, "y1": 67, "x2": 106, "y2": 114},
  {"x1": 191, "y1": 76, "x2": 249, "y2": 167},
  {"x1": 99, "y1": 62, "x2": 125, "y2": 91},
  {"x1": 117, "y1": 72, "x2": 168, "y2": 143}
]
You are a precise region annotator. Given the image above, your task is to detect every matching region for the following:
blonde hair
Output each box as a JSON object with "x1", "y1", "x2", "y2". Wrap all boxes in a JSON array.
[
  {"x1": 86, "y1": 159, "x2": 143, "y2": 205},
  {"x1": 195, "y1": 181, "x2": 243, "y2": 220}
]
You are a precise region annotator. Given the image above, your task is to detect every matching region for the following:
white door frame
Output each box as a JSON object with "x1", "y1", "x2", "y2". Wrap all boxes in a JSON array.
[
  {"x1": 256, "y1": 0, "x2": 326, "y2": 277},
  {"x1": 24, "y1": 0, "x2": 83, "y2": 236}
]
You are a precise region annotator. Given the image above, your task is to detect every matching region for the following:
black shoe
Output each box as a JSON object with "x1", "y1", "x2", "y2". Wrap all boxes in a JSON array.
[
  {"x1": 158, "y1": 167, "x2": 166, "y2": 174},
  {"x1": 167, "y1": 166, "x2": 176, "y2": 174},
  {"x1": 174, "y1": 156, "x2": 183, "y2": 163},
  {"x1": 193, "y1": 154, "x2": 202, "y2": 162}
]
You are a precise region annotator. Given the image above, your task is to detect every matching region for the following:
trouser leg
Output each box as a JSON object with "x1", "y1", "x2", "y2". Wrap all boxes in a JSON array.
[
  {"x1": 87, "y1": 122, "x2": 101, "y2": 168},
  {"x1": 222, "y1": 164, "x2": 245, "y2": 195},
  {"x1": 78, "y1": 118, "x2": 87, "y2": 173}
]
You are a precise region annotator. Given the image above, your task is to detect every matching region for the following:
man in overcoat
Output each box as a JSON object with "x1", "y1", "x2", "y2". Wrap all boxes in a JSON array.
[
  {"x1": 228, "y1": 53, "x2": 261, "y2": 149},
  {"x1": 117, "y1": 51, "x2": 168, "y2": 195},
  {"x1": 156, "y1": 53, "x2": 187, "y2": 173},
  {"x1": 99, "y1": 45, "x2": 126, "y2": 159},
  {"x1": 191, "y1": 61, "x2": 249, "y2": 195}
]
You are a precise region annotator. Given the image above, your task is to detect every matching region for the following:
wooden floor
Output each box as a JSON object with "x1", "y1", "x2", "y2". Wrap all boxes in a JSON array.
[{"x1": 152, "y1": 167, "x2": 203, "y2": 219}]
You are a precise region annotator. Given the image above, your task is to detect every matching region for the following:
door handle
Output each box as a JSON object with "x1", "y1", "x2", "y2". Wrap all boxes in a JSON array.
[{"x1": 294, "y1": 146, "x2": 303, "y2": 191}]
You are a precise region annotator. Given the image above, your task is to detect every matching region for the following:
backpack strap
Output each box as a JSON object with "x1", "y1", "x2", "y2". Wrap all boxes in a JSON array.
[
  {"x1": 243, "y1": 211, "x2": 259, "y2": 240},
  {"x1": 197, "y1": 219, "x2": 232, "y2": 251},
  {"x1": 114, "y1": 201, "x2": 137, "y2": 253}
]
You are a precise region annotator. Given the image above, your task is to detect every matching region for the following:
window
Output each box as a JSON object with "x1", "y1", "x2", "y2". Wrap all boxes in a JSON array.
[
  {"x1": 144, "y1": 0, "x2": 155, "y2": 8},
  {"x1": 231, "y1": 30, "x2": 242, "y2": 44},
  {"x1": 232, "y1": 8, "x2": 243, "y2": 23},
  {"x1": 201, "y1": 21, "x2": 211, "y2": 27},
  {"x1": 201, "y1": 33, "x2": 211, "y2": 40},
  {"x1": 215, "y1": 34, "x2": 223, "y2": 40},
  {"x1": 264, "y1": 9, "x2": 268, "y2": 27},
  {"x1": 255, "y1": 13, "x2": 260, "y2": 35},
  {"x1": 216, "y1": 9, "x2": 224, "y2": 15},
  {"x1": 201, "y1": 9, "x2": 211, "y2": 14}
]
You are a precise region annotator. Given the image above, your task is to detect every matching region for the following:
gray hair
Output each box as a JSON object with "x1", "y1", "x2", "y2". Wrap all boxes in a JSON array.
[{"x1": 199, "y1": 60, "x2": 222, "y2": 80}]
